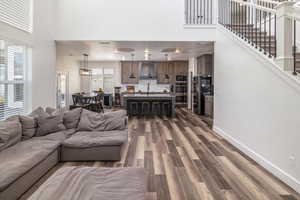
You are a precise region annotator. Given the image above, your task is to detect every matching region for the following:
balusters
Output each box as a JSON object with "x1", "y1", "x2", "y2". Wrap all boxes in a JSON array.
[
  {"x1": 268, "y1": 12, "x2": 272, "y2": 57},
  {"x1": 274, "y1": 15, "x2": 277, "y2": 58},
  {"x1": 259, "y1": 8, "x2": 262, "y2": 51},
  {"x1": 293, "y1": 20, "x2": 297, "y2": 75},
  {"x1": 264, "y1": 11, "x2": 267, "y2": 55},
  {"x1": 218, "y1": 0, "x2": 278, "y2": 59},
  {"x1": 248, "y1": 5, "x2": 251, "y2": 43}
]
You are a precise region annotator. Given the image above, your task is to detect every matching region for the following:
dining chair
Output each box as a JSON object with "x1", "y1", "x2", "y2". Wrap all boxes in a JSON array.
[
  {"x1": 69, "y1": 94, "x2": 90, "y2": 110},
  {"x1": 90, "y1": 92, "x2": 104, "y2": 113}
]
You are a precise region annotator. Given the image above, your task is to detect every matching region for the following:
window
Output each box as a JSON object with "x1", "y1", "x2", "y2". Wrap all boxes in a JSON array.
[
  {"x1": 91, "y1": 68, "x2": 114, "y2": 93},
  {"x1": 0, "y1": 0, "x2": 33, "y2": 32},
  {"x1": 0, "y1": 39, "x2": 28, "y2": 120}
]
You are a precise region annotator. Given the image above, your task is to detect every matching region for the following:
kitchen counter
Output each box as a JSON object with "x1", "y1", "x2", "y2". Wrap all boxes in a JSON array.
[
  {"x1": 123, "y1": 93, "x2": 176, "y2": 117},
  {"x1": 123, "y1": 93, "x2": 174, "y2": 98}
]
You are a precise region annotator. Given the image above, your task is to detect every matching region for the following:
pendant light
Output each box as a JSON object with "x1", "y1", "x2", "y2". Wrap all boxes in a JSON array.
[
  {"x1": 80, "y1": 53, "x2": 92, "y2": 76},
  {"x1": 129, "y1": 53, "x2": 136, "y2": 79},
  {"x1": 164, "y1": 54, "x2": 170, "y2": 80},
  {"x1": 148, "y1": 54, "x2": 153, "y2": 79}
]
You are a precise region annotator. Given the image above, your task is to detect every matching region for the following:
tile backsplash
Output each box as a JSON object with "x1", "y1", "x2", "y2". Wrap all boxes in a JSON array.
[{"x1": 122, "y1": 80, "x2": 170, "y2": 93}]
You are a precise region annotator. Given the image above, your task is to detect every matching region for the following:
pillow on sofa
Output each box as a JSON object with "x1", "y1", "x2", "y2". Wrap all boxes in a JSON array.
[
  {"x1": 45, "y1": 107, "x2": 67, "y2": 130},
  {"x1": 19, "y1": 107, "x2": 48, "y2": 140},
  {"x1": 46, "y1": 107, "x2": 81, "y2": 129},
  {"x1": 45, "y1": 107, "x2": 67, "y2": 115},
  {"x1": 63, "y1": 108, "x2": 82, "y2": 129},
  {"x1": 78, "y1": 109, "x2": 127, "y2": 131},
  {"x1": 0, "y1": 117, "x2": 22, "y2": 151},
  {"x1": 36, "y1": 111, "x2": 66, "y2": 137}
]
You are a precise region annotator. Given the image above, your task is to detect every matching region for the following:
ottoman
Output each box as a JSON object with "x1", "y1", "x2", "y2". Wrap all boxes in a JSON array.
[{"x1": 28, "y1": 167, "x2": 147, "y2": 200}]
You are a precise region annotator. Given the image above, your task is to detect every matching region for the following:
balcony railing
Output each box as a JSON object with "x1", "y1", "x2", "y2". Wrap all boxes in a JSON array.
[
  {"x1": 218, "y1": 0, "x2": 300, "y2": 74},
  {"x1": 185, "y1": 0, "x2": 215, "y2": 24},
  {"x1": 219, "y1": 0, "x2": 277, "y2": 58}
]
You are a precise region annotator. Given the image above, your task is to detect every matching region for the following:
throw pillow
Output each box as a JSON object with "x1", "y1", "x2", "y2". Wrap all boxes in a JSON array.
[
  {"x1": 35, "y1": 113, "x2": 65, "y2": 136},
  {"x1": 0, "y1": 117, "x2": 22, "y2": 151},
  {"x1": 63, "y1": 108, "x2": 82, "y2": 129},
  {"x1": 78, "y1": 109, "x2": 127, "y2": 131},
  {"x1": 19, "y1": 107, "x2": 47, "y2": 140}
]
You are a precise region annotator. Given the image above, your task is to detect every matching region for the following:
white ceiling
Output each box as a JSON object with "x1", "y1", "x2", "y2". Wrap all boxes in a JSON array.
[{"x1": 56, "y1": 41, "x2": 214, "y2": 61}]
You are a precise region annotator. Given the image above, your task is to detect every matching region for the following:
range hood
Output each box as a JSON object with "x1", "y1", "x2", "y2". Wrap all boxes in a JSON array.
[{"x1": 139, "y1": 62, "x2": 157, "y2": 80}]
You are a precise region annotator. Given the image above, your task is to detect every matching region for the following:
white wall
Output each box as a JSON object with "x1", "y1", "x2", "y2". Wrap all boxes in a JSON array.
[
  {"x1": 214, "y1": 27, "x2": 300, "y2": 192},
  {"x1": 56, "y1": 55, "x2": 81, "y2": 105},
  {"x1": 0, "y1": 0, "x2": 57, "y2": 111},
  {"x1": 55, "y1": 0, "x2": 216, "y2": 41},
  {"x1": 31, "y1": 0, "x2": 56, "y2": 109}
]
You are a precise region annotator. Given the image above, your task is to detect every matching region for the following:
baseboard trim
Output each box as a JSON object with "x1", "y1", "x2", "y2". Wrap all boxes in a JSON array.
[{"x1": 213, "y1": 125, "x2": 300, "y2": 193}]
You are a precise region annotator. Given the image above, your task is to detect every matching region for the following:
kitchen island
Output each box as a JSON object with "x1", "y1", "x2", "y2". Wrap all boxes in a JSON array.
[{"x1": 123, "y1": 93, "x2": 176, "y2": 117}]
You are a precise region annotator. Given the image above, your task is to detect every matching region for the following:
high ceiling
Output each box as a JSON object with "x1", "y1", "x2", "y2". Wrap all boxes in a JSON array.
[{"x1": 56, "y1": 41, "x2": 214, "y2": 61}]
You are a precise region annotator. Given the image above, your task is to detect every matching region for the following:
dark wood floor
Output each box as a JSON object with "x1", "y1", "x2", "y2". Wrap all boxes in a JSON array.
[{"x1": 21, "y1": 108, "x2": 300, "y2": 200}]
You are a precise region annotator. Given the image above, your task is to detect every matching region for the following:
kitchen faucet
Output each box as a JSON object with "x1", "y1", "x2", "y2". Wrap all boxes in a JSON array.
[{"x1": 147, "y1": 82, "x2": 150, "y2": 95}]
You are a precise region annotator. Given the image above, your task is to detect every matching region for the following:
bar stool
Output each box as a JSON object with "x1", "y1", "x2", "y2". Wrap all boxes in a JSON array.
[
  {"x1": 152, "y1": 102, "x2": 161, "y2": 116},
  {"x1": 129, "y1": 102, "x2": 138, "y2": 116},
  {"x1": 137, "y1": 102, "x2": 143, "y2": 115},
  {"x1": 142, "y1": 102, "x2": 151, "y2": 115},
  {"x1": 162, "y1": 102, "x2": 171, "y2": 117}
]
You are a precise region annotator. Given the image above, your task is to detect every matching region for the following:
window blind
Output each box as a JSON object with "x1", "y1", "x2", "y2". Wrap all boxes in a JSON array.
[
  {"x1": 0, "y1": 40, "x2": 26, "y2": 120},
  {"x1": 0, "y1": 0, "x2": 32, "y2": 32}
]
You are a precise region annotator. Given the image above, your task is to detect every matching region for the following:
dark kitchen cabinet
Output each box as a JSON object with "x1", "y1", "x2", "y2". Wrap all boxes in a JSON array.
[
  {"x1": 157, "y1": 62, "x2": 174, "y2": 84},
  {"x1": 121, "y1": 61, "x2": 139, "y2": 84}
]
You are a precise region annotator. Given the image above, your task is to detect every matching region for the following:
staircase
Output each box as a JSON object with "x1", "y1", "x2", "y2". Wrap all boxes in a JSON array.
[
  {"x1": 226, "y1": 24, "x2": 276, "y2": 57},
  {"x1": 218, "y1": 0, "x2": 300, "y2": 74}
]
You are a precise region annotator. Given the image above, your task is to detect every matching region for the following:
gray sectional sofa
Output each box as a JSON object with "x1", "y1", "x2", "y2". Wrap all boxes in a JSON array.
[{"x1": 0, "y1": 107, "x2": 128, "y2": 200}]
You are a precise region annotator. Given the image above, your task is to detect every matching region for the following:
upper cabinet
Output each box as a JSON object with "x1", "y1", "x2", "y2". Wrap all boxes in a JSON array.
[
  {"x1": 174, "y1": 61, "x2": 188, "y2": 76},
  {"x1": 197, "y1": 54, "x2": 213, "y2": 76},
  {"x1": 121, "y1": 61, "x2": 139, "y2": 84},
  {"x1": 157, "y1": 62, "x2": 174, "y2": 84},
  {"x1": 121, "y1": 60, "x2": 188, "y2": 84}
]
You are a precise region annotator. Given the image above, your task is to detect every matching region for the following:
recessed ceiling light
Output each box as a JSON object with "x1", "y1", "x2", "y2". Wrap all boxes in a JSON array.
[
  {"x1": 144, "y1": 48, "x2": 150, "y2": 53},
  {"x1": 175, "y1": 48, "x2": 181, "y2": 53}
]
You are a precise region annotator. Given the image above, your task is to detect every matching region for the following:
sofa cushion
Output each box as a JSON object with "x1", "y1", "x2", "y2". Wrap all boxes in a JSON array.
[
  {"x1": 63, "y1": 108, "x2": 82, "y2": 129},
  {"x1": 35, "y1": 112, "x2": 66, "y2": 137},
  {"x1": 78, "y1": 109, "x2": 127, "y2": 131},
  {"x1": 27, "y1": 167, "x2": 147, "y2": 200},
  {"x1": 62, "y1": 129, "x2": 128, "y2": 148},
  {"x1": 46, "y1": 107, "x2": 81, "y2": 129},
  {"x1": 35, "y1": 128, "x2": 77, "y2": 142},
  {"x1": 0, "y1": 139, "x2": 60, "y2": 191},
  {"x1": 19, "y1": 107, "x2": 48, "y2": 140},
  {"x1": 0, "y1": 117, "x2": 22, "y2": 152}
]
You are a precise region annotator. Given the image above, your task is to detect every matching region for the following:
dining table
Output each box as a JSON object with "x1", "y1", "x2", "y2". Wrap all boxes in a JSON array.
[{"x1": 80, "y1": 93, "x2": 97, "y2": 104}]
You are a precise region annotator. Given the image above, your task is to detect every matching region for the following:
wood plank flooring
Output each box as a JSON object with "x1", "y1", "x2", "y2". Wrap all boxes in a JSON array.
[{"x1": 20, "y1": 108, "x2": 300, "y2": 200}]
